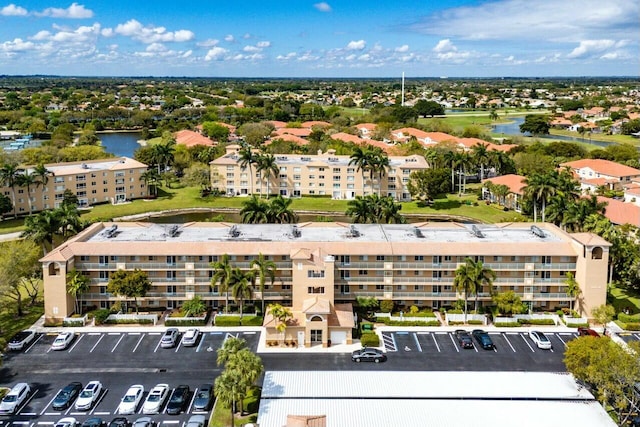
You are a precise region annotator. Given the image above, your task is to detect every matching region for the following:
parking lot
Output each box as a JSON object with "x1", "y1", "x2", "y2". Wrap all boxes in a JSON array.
[
  {"x1": 616, "y1": 331, "x2": 640, "y2": 345},
  {"x1": 0, "y1": 330, "x2": 260, "y2": 427}
]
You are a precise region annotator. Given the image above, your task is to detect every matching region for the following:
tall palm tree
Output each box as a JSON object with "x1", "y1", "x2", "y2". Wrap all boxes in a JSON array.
[
  {"x1": 211, "y1": 253, "x2": 233, "y2": 313},
  {"x1": 371, "y1": 151, "x2": 390, "y2": 196},
  {"x1": 22, "y1": 209, "x2": 61, "y2": 254},
  {"x1": 255, "y1": 153, "x2": 278, "y2": 198},
  {"x1": 0, "y1": 163, "x2": 21, "y2": 218},
  {"x1": 216, "y1": 336, "x2": 248, "y2": 366},
  {"x1": 151, "y1": 137, "x2": 176, "y2": 175},
  {"x1": 140, "y1": 169, "x2": 160, "y2": 197},
  {"x1": 564, "y1": 196, "x2": 608, "y2": 232},
  {"x1": 564, "y1": 272, "x2": 581, "y2": 312},
  {"x1": 16, "y1": 169, "x2": 37, "y2": 213},
  {"x1": 251, "y1": 253, "x2": 276, "y2": 316},
  {"x1": 523, "y1": 172, "x2": 555, "y2": 222},
  {"x1": 238, "y1": 146, "x2": 257, "y2": 195},
  {"x1": 470, "y1": 259, "x2": 496, "y2": 312},
  {"x1": 471, "y1": 143, "x2": 490, "y2": 181},
  {"x1": 345, "y1": 195, "x2": 373, "y2": 223},
  {"x1": 349, "y1": 146, "x2": 372, "y2": 195},
  {"x1": 229, "y1": 268, "x2": 255, "y2": 319},
  {"x1": 57, "y1": 202, "x2": 82, "y2": 238},
  {"x1": 267, "y1": 195, "x2": 297, "y2": 223},
  {"x1": 240, "y1": 195, "x2": 269, "y2": 224},
  {"x1": 214, "y1": 369, "x2": 242, "y2": 427},
  {"x1": 66, "y1": 268, "x2": 90, "y2": 315},
  {"x1": 268, "y1": 303, "x2": 293, "y2": 345},
  {"x1": 454, "y1": 258, "x2": 476, "y2": 323},
  {"x1": 443, "y1": 150, "x2": 457, "y2": 192},
  {"x1": 33, "y1": 164, "x2": 51, "y2": 188},
  {"x1": 378, "y1": 196, "x2": 405, "y2": 224},
  {"x1": 452, "y1": 151, "x2": 472, "y2": 195}
]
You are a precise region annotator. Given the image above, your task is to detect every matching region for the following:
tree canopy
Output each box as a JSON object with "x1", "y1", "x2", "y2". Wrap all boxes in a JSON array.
[{"x1": 107, "y1": 269, "x2": 152, "y2": 313}]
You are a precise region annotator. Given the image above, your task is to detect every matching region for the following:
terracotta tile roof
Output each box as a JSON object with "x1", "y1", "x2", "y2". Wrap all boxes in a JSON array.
[
  {"x1": 596, "y1": 196, "x2": 640, "y2": 226},
  {"x1": 330, "y1": 132, "x2": 363, "y2": 144},
  {"x1": 356, "y1": 123, "x2": 377, "y2": 131},
  {"x1": 266, "y1": 120, "x2": 287, "y2": 129},
  {"x1": 582, "y1": 177, "x2": 615, "y2": 186},
  {"x1": 275, "y1": 128, "x2": 312, "y2": 137},
  {"x1": 301, "y1": 121, "x2": 331, "y2": 129},
  {"x1": 560, "y1": 159, "x2": 640, "y2": 178},
  {"x1": 174, "y1": 130, "x2": 215, "y2": 147},
  {"x1": 267, "y1": 134, "x2": 309, "y2": 146},
  {"x1": 482, "y1": 174, "x2": 526, "y2": 195},
  {"x1": 391, "y1": 127, "x2": 430, "y2": 140}
]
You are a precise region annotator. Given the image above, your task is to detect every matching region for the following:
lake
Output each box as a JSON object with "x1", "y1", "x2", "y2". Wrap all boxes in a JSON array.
[
  {"x1": 492, "y1": 117, "x2": 611, "y2": 147},
  {"x1": 98, "y1": 132, "x2": 142, "y2": 158}
]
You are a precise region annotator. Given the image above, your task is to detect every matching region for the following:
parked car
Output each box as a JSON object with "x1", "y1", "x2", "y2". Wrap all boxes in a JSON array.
[
  {"x1": 160, "y1": 328, "x2": 179, "y2": 349},
  {"x1": 529, "y1": 330, "x2": 552, "y2": 350},
  {"x1": 186, "y1": 415, "x2": 206, "y2": 427},
  {"x1": 132, "y1": 418, "x2": 154, "y2": 427},
  {"x1": 0, "y1": 383, "x2": 30, "y2": 415},
  {"x1": 142, "y1": 384, "x2": 169, "y2": 414},
  {"x1": 454, "y1": 330, "x2": 474, "y2": 349},
  {"x1": 166, "y1": 385, "x2": 190, "y2": 415},
  {"x1": 577, "y1": 327, "x2": 600, "y2": 338},
  {"x1": 118, "y1": 385, "x2": 144, "y2": 415},
  {"x1": 108, "y1": 418, "x2": 130, "y2": 427},
  {"x1": 351, "y1": 347, "x2": 387, "y2": 363},
  {"x1": 81, "y1": 418, "x2": 106, "y2": 427},
  {"x1": 51, "y1": 332, "x2": 75, "y2": 351},
  {"x1": 55, "y1": 418, "x2": 79, "y2": 427},
  {"x1": 472, "y1": 329, "x2": 495, "y2": 350},
  {"x1": 52, "y1": 382, "x2": 83, "y2": 410},
  {"x1": 8, "y1": 330, "x2": 36, "y2": 351},
  {"x1": 181, "y1": 328, "x2": 200, "y2": 347},
  {"x1": 75, "y1": 381, "x2": 103, "y2": 411},
  {"x1": 192, "y1": 384, "x2": 214, "y2": 411}
]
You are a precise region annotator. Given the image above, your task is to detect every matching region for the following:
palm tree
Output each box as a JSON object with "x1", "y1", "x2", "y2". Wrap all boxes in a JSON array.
[
  {"x1": 229, "y1": 268, "x2": 255, "y2": 319},
  {"x1": 22, "y1": 209, "x2": 61, "y2": 254},
  {"x1": 240, "y1": 195, "x2": 269, "y2": 224},
  {"x1": 0, "y1": 163, "x2": 21, "y2": 218},
  {"x1": 349, "y1": 146, "x2": 372, "y2": 195},
  {"x1": 523, "y1": 172, "x2": 555, "y2": 222},
  {"x1": 214, "y1": 369, "x2": 242, "y2": 427},
  {"x1": 452, "y1": 151, "x2": 472, "y2": 195},
  {"x1": 424, "y1": 148, "x2": 440, "y2": 169},
  {"x1": 225, "y1": 348, "x2": 263, "y2": 415},
  {"x1": 251, "y1": 253, "x2": 276, "y2": 316},
  {"x1": 66, "y1": 268, "x2": 90, "y2": 315},
  {"x1": 369, "y1": 150, "x2": 389, "y2": 196},
  {"x1": 471, "y1": 143, "x2": 490, "y2": 181},
  {"x1": 268, "y1": 303, "x2": 293, "y2": 345},
  {"x1": 16, "y1": 169, "x2": 37, "y2": 213},
  {"x1": 489, "y1": 110, "x2": 499, "y2": 121},
  {"x1": 33, "y1": 164, "x2": 51, "y2": 188},
  {"x1": 151, "y1": 136, "x2": 176, "y2": 175},
  {"x1": 57, "y1": 203, "x2": 82, "y2": 238},
  {"x1": 454, "y1": 258, "x2": 476, "y2": 323},
  {"x1": 345, "y1": 195, "x2": 373, "y2": 223},
  {"x1": 470, "y1": 259, "x2": 496, "y2": 312},
  {"x1": 217, "y1": 336, "x2": 248, "y2": 366},
  {"x1": 443, "y1": 150, "x2": 457, "y2": 192},
  {"x1": 211, "y1": 253, "x2": 233, "y2": 313},
  {"x1": 140, "y1": 169, "x2": 160, "y2": 197},
  {"x1": 255, "y1": 153, "x2": 278, "y2": 198},
  {"x1": 238, "y1": 146, "x2": 257, "y2": 195},
  {"x1": 378, "y1": 196, "x2": 405, "y2": 224},
  {"x1": 267, "y1": 195, "x2": 297, "y2": 223},
  {"x1": 564, "y1": 272, "x2": 581, "y2": 312},
  {"x1": 564, "y1": 196, "x2": 608, "y2": 232}
]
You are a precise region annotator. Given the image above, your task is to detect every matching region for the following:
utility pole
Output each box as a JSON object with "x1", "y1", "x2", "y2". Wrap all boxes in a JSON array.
[{"x1": 401, "y1": 72, "x2": 405, "y2": 107}]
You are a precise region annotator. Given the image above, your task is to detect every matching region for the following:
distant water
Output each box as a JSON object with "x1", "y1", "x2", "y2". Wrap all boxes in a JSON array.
[
  {"x1": 492, "y1": 117, "x2": 611, "y2": 147},
  {"x1": 99, "y1": 132, "x2": 142, "y2": 158}
]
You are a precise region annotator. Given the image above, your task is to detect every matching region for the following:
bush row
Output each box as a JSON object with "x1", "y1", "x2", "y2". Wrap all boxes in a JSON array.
[
  {"x1": 214, "y1": 316, "x2": 263, "y2": 326},
  {"x1": 518, "y1": 318, "x2": 556, "y2": 326},
  {"x1": 62, "y1": 319, "x2": 86, "y2": 327},
  {"x1": 618, "y1": 313, "x2": 640, "y2": 323},
  {"x1": 360, "y1": 332, "x2": 380, "y2": 347},
  {"x1": 377, "y1": 318, "x2": 440, "y2": 327},
  {"x1": 104, "y1": 318, "x2": 154, "y2": 325},
  {"x1": 165, "y1": 319, "x2": 207, "y2": 326},
  {"x1": 494, "y1": 322, "x2": 520, "y2": 327},
  {"x1": 615, "y1": 320, "x2": 640, "y2": 331}
]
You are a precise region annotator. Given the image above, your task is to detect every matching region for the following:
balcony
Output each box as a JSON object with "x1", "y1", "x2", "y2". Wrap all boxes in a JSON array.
[{"x1": 334, "y1": 262, "x2": 385, "y2": 269}]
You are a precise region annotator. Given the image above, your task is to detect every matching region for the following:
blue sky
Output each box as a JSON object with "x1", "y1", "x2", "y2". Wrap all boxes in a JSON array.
[{"x1": 0, "y1": 0, "x2": 637, "y2": 77}]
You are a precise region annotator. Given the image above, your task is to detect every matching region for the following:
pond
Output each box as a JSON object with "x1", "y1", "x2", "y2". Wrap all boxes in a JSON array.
[
  {"x1": 98, "y1": 132, "x2": 142, "y2": 158},
  {"x1": 492, "y1": 117, "x2": 612, "y2": 147}
]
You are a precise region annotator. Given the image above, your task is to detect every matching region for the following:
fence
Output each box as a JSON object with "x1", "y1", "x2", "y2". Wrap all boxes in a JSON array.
[
  {"x1": 62, "y1": 314, "x2": 88, "y2": 326},
  {"x1": 106, "y1": 313, "x2": 158, "y2": 325},
  {"x1": 444, "y1": 313, "x2": 487, "y2": 325}
]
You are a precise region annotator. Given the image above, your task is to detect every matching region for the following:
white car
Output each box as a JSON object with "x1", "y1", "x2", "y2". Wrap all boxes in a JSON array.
[
  {"x1": 8, "y1": 330, "x2": 37, "y2": 351},
  {"x1": 75, "y1": 381, "x2": 103, "y2": 411},
  {"x1": 118, "y1": 385, "x2": 145, "y2": 415},
  {"x1": 55, "y1": 417, "x2": 78, "y2": 427},
  {"x1": 181, "y1": 328, "x2": 200, "y2": 347},
  {"x1": 51, "y1": 332, "x2": 75, "y2": 351},
  {"x1": 529, "y1": 330, "x2": 552, "y2": 350},
  {"x1": 142, "y1": 384, "x2": 169, "y2": 414},
  {"x1": 0, "y1": 383, "x2": 30, "y2": 415}
]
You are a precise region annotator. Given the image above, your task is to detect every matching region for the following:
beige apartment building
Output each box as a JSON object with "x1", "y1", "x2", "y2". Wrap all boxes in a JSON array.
[
  {"x1": 2, "y1": 157, "x2": 148, "y2": 214},
  {"x1": 210, "y1": 145, "x2": 428, "y2": 201},
  {"x1": 41, "y1": 221, "x2": 609, "y2": 344}
]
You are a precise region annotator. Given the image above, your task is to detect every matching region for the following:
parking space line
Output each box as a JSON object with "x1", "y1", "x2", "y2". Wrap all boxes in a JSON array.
[
  {"x1": 520, "y1": 333, "x2": 535, "y2": 352},
  {"x1": 12, "y1": 422, "x2": 30, "y2": 425},
  {"x1": 90, "y1": 389, "x2": 108, "y2": 415},
  {"x1": 40, "y1": 389, "x2": 60, "y2": 415},
  {"x1": 162, "y1": 422, "x2": 180, "y2": 424},
  {"x1": 133, "y1": 334, "x2": 145, "y2": 352},
  {"x1": 412, "y1": 333, "x2": 422, "y2": 352},
  {"x1": 44, "y1": 413, "x2": 58, "y2": 416},
  {"x1": 37, "y1": 422, "x2": 54, "y2": 425},
  {"x1": 633, "y1": 333, "x2": 640, "y2": 340},
  {"x1": 186, "y1": 388, "x2": 198, "y2": 413},
  {"x1": 448, "y1": 333, "x2": 460, "y2": 353},
  {"x1": 70, "y1": 412, "x2": 85, "y2": 416},
  {"x1": 148, "y1": 332, "x2": 162, "y2": 336},
  {"x1": 90, "y1": 334, "x2": 105, "y2": 353},
  {"x1": 68, "y1": 334, "x2": 84, "y2": 353},
  {"x1": 112, "y1": 334, "x2": 126, "y2": 352},
  {"x1": 556, "y1": 334, "x2": 569, "y2": 348},
  {"x1": 21, "y1": 413, "x2": 36, "y2": 416},
  {"x1": 431, "y1": 333, "x2": 441, "y2": 352},
  {"x1": 24, "y1": 334, "x2": 44, "y2": 353},
  {"x1": 243, "y1": 331, "x2": 256, "y2": 335},
  {"x1": 502, "y1": 333, "x2": 516, "y2": 353},
  {"x1": 196, "y1": 334, "x2": 206, "y2": 353},
  {"x1": 128, "y1": 332, "x2": 141, "y2": 336},
  {"x1": 154, "y1": 337, "x2": 162, "y2": 353},
  {"x1": 94, "y1": 412, "x2": 110, "y2": 416},
  {"x1": 88, "y1": 332, "x2": 101, "y2": 336}
]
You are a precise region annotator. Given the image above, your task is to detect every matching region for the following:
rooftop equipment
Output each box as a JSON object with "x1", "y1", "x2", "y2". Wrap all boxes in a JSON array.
[
  {"x1": 531, "y1": 225, "x2": 546, "y2": 238},
  {"x1": 471, "y1": 225, "x2": 484, "y2": 238}
]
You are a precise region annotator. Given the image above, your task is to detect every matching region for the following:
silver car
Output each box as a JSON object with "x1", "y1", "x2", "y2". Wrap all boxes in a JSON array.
[
  {"x1": 0, "y1": 383, "x2": 31, "y2": 415},
  {"x1": 160, "y1": 328, "x2": 179, "y2": 348}
]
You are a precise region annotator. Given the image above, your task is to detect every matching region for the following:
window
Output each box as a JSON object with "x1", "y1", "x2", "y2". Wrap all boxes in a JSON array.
[
  {"x1": 293, "y1": 175, "x2": 301, "y2": 180},
  {"x1": 333, "y1": 175, "x2": 341, "y2": 181},
  {"x1": 307, "y1": 270, "x2": 325, "y2": 278},
  {"x1": 333, "y1": 168, "x2": 340, "y2": 173},
  {"x1": 166, "y1": 271, "x2": 177, "y2": 280},
  {"x1": 415, "y1": 255, "x2": 424, "y2": 261},
  {"x1": 376, "y1": 255, "x2": 385, "y2": 261},
  {"x1": 358, "y1": 270, "x2": 368, "y2": 275},
  {"x1": 166, "y1": 256, "x2": 176, "y2": 265},
  {"x1": 375, "y1": 284, "x2": 384, "y2": 290},
  {"x1": 99, "y1": 255, "x2": 108, "y2": 265},
  {"x1": 307, "y1": 286, "x2": 325, "y2": 294},
  {"x1": 347, "y1": 168, "x2": 355, "y2": 174},
  {"x1": 282, "y1": 284, "x2": 291, "y2": 290},
  {"x1": 99, "y1": 271, "x2": 109, "y2": 281}
]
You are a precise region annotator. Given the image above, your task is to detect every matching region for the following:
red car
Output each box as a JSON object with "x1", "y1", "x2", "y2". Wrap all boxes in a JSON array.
[{"x1": 577, "y1": 327, "x2": 600, "y2": 337}]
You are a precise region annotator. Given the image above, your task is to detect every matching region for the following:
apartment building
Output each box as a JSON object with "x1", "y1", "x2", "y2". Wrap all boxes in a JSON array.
[
  {"x1": 210, "y1": 145, "x2": 428, "y2": 201},
  {"x1": 3, "y1": 157, "x2": 148, "y2": 214},
  {"x1": 41, "y1": 221, "x2": 609, "y2": 345}
]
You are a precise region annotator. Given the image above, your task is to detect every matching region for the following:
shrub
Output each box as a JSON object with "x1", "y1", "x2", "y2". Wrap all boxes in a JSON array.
[
  {"x1": 618, "y1": 313, "x2": 640, "y2": 323},
  {"x1": 93, "y1": 309, "x2": 111, "y2": 325},
  {"x1": 517, "y1": 318, "x2": 555, "y2": 326},
  {"x1": 378, "y1": 318, "x2": 440, "y2": 326},
  {"x1": 380, "y1": 300, "x2": 394, "y2": 313},
  {"x1": 63, "y1": 318, "x2": 86, "y2": 327},
  {"x1": 494, "y1": 322, "x2": 520, "y2": 327},
  {"x1": 468, "y1": 320, "x2": 484, "y2": 325},
  {"x1": 625, "y1": 323, "x2": 640, "y2": 331},
  {"x1": 104, "y1": 318, "x2": 154, "y2": 325},
  {"x1": 241, "y1": 316, "x2": 264, "y2": 326},
  {"x1": 214, "y1": 316, "x2": 241, "y2": 326},
  {"x1": 360, "y1": 332, "x2": 380, "y2": 347},
  {"x1": 165, "y1": 319, "x2": 206, "y2": 326}
]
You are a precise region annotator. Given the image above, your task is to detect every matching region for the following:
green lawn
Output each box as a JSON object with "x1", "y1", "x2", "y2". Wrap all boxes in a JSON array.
[
  {"x1": 0, "y1": 304, "x2": 44, "y2": 345},
  {"x1": 211, "y1": 387, "x2": 260, "y2": 427},
  {"x1": 608, "y1": 283, "x2": 640, "y2": 315},
  {"x1": 549, "y1": 129, "x2": 639, "y2": 147}
]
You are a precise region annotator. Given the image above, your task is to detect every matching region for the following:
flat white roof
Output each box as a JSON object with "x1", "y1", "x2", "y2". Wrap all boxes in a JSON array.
[{"x1": 258, "y1": 371, "x2": 614, "y2": 427}]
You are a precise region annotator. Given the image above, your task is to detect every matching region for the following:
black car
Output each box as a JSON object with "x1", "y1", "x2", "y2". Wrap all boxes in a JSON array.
[
  {"x1": 166, "y1": 385, "x2": 190, "y2": 415},
  {"x1": 81, "y1": 418, "x2": 106, "y2": 427},
  {"x1": 472, "y1": 329, "x2": 495, "y2": 350},
  {"x1": 454, "y1": 330, "x2": 474, "y2": 349},
  {"x1": 108, "y1": 418, "x2": 130, "y2": 427},
  {"x1": 52, "y1": 382, "x2": 83, "y2": 411},
  {"x1": 351, "y1": 347, "x2": 387, "y2": 363},
  {"x1": 192, "y1": 384, "x2": 214, "y2": 411}
]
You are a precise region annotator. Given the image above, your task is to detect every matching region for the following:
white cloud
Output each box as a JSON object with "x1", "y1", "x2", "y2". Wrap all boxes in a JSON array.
[
  {"x1": 29, "y1": 23, "x2": 101, "y2": 44},
  {"x1": 197, "y1": 39, "x2": 219, "y2": 47},
  {"x1": 433, "y1": 39, "x2": 456, "y2": 53},
  {"x1": 224, "y1": 34, "x2": 234, "y2": 42},
  {"x1": 243, "y1": 45, "x2": 260, "y2": 53},
  {"x1": 204, "y1": 46, "x2": 227, "y2": 61},
  {"x1": 314, "y1": 2, "x2": 332, "y2": 12},
  {"x1": 256, "y1": 41, "x2": 271, "y2": 48},
  {"x1": 276, "y1": 52, "x2": 297, "y2": 60},
  {"x1": 37, "y1": 3, "x2": 94, "y2": 19},
  {"x1": 101, "y1": 28, "x2": 113, "y2": 37},
  {"x1": 182, "y1": 50, "x2": 192, "y2": 58},
  {"x1": 146, "y1": 43, "x2": 166, "y2": 53},
  {"x1": 243, "y1": 33, "x2": 251, "y2": 39},
  {"x1": 1, "y1": 4, "x2": 27, "y2": 16},
  {"x1": 112, "y1": 19, "x2": 194, "y2": 44},
  {"x1": 567, "y1": 39, "x2": 616, "y2": 58},
  {"x1": 0, "y1": 38, "x2": 35, "y2": 52},
  {"x1": 395, "y1": 44, "x2": 409, "y2": 53},
  {"x1": 346, "y1": 40, "x2": 365, "y2": 50}
]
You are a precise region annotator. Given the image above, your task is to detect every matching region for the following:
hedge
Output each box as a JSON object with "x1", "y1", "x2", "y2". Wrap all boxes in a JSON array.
[
  {"x1": 213, "y1": 316, "x2": 263, "y2": 326},
  {"x1": 165, "y1": 319, "x2": 207, "y2": 326},
  {"x1": 494, "y1": 322, "x2": 520, "y2": 327},
  {"x1": 517, "y1": 318, "x2": 555, "y2": 326},
  {"x1": 360, "y1": 332, "x2": 380, "y2": 347},
  {"x1": 378, "y1": 318, "x2": 440, "y2": 327},
  {"x1": 618, "y1": 313, "x2": 640, "y2": 323},
  {"x1": 62, "y1": 319, "x2": 86, "y2": 327},
  {"x1": 92, "y1": 309, "x2": 111, "y2": 325},
  {"x1": 395, "y1": 311, "x2": 436, "y2": 318},
  {"x1": 565, "y1": 321, "x2": 589, "y2": 328},
  {"x1": 241, "y1": 316, "x2": 264, "y2": 326},
  {"x1": 104, "y1": 318, "x2": 154, "y2": 325},
  {"x1": 467, "y1": 320, "x2": 484, "y2": 325}
]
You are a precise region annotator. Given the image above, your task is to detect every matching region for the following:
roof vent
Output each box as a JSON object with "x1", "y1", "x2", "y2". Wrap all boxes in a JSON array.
[
  {"x1": 347, "y1": 225, "x2": 360, "y2": 238},
  {"x1": 292, "y1": 225, "x2": 301, "y2": 238},
  {"x1": 228, "y1": 225, "x2": 240, "y2": 238},
  {"x1": 413, "y1": 226, "x2": 424, "y2": 238},
  {"x1": 104, "y1": 224, "x2": 118, "y2": 238},
  {"x1": 471, "y1": 225, "x2": 484, "y2": 238},
  {"x1": 81, "y1": 163, "x2": 88, "y2": 169},
  {"x1": 168, "y1": 225, "x2": 181, "y2": 237},
  {"x1": 531, "y1": 225, "x2": 546, "y2": 238}
]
